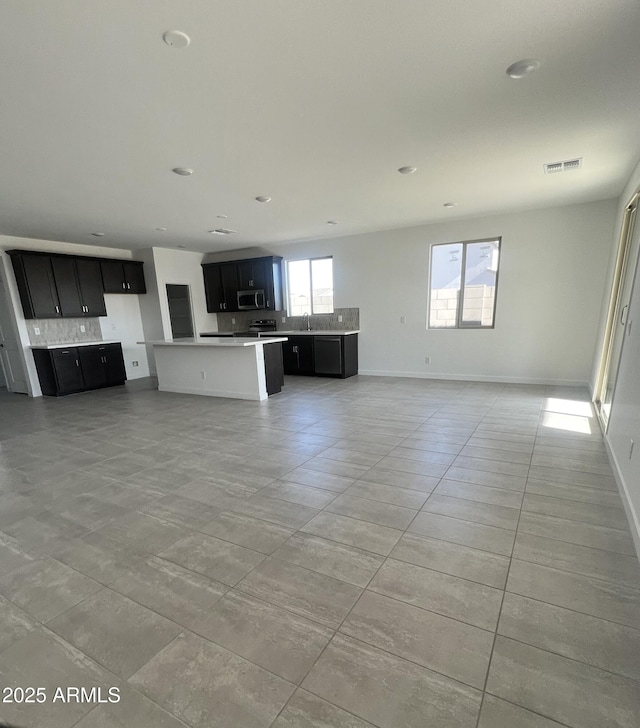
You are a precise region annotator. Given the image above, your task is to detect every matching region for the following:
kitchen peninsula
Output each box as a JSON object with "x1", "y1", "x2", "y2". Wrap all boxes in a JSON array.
[{"x1": 141, "y1": 336, "x2": 288, "y2": 401}]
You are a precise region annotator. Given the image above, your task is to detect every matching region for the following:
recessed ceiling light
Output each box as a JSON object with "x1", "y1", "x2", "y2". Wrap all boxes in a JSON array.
[
  {"x1": 163, "y1": 30, "x2": 191, "y2": 48},
  {"x1": 327, "y1": 220, "x2": 338, "y2": 225},
  {"x1": 255, "y1": 196, "x2": 271, "y2": 203},
  {"x1": 91, "y1": 232, "x2": 105, "y2": 237},
  {"x1": 398, "y1": 166, "x2": 417, "y2": 175},
  {"x1": 443, "y1": 202, "x2": 457, "y2": 208},
  {"x1": 172, "y1": 167, "x2": 193, "y2": 176},
  {"x1": 156, "y1": 227, "x2": 167, "y2": 232},
  {"x1": 506, "y1": 59, "x2": 541, "y2": 79},
  {"x1": 216, "y1": 214, "x2": 228, "y2": 219}
]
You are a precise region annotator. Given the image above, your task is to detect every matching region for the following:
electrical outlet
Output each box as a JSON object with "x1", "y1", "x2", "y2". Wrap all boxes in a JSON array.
[
  {"x1": 338, "y1": 315, "x2": 343, "y2": 323},
  {"x1": 111, "y1": 324, "x2": 117, "y2": 331},
  {"x1": 281, "y1": 316, "x2": 286, "y2": 323},
  {"x1": 425, "y1": 356, "x2": 431, "y2": 364},
  {"x1": 400, "y1": 316, "x2": 406, "y2": 324},
  {"x1": 232, "y1": 317, "x2": 236, "y2": 324},
  {"x1": 34, "y1": 327, "x2": 41, "y2": 335},
  {"x1": 200, "y1": 370, "x2": 206, "y2": 380},
  {"x1": 80, "y1": 325, "x2": 86, "y2": 333},
  {"x1": 630, "y1": 439, "x2": 635, "y2": 460},
  {"x1": 132, "y1": 361, "x2": 139, "y2": 367}
]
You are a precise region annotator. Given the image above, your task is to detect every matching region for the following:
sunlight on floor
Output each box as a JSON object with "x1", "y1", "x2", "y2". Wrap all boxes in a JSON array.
[
  {"x1": 543, "y1": 397, "x2": 594, "y2": 417},
  {"x1": 540, "y1": 395, "x2": 596, "y2": 434}
]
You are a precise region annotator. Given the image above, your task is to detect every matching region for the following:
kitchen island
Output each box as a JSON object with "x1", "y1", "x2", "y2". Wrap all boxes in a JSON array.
[{"x1": 141, "y1": 337, "x2": 288, "y2": 401}]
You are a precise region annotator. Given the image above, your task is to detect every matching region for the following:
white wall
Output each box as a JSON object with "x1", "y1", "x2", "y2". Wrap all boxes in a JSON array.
[
  {"x1": 138, "y1": 247, "x2": 218, "y2": 375},
  {"x1": 596, "y1": 156, "x2": 640, "y2": 555},
  {"x1": 0, "y1": 235, "x2": 149, "y2": 395},
  {"x1": 99, "y1": 295, "x2": 150, "y2": 380},
  {"x1": 214, "y1": 200, "x2": 615, "y2": 385}
]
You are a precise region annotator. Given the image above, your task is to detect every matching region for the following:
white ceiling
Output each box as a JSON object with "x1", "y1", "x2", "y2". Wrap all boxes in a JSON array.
[{"x1": 1, "y1": 0, "x2": 640, "y2": 253}]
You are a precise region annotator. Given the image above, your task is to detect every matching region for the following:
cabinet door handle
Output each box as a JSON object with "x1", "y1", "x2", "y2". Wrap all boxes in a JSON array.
[
  {"x1": 55, "y1": 305, "x2": 60, "y2": 314},
  {"x1": 75, "y1": 359, "x2": 79, "y2": 367},
  {"x1": 223, "y1": 302, "x2": 227, "y2": 310},
  {"x1": 122, "y1": 282, "x2": 126, "y2": 290},
  {"x1": 266, "y1": 300, "x2": 270, "y2": 308},
  {"x1": 127, "y1": 282, "x2": 131, "y2": 290}
]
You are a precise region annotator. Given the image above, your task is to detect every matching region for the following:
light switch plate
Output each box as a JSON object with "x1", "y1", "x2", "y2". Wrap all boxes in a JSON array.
[
  {"x1": 80, "y1": 325, "x2": 86, "y2": 333},
  {"x1": 34, "y1": 327, "x2": 41, "y2": 335}
]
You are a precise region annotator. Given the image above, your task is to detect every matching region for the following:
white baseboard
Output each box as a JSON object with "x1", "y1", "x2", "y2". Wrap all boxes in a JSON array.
[
  {"x1": 158, "y1": 384, "x2": 264, "y2": 401},
  {"x1": 604, "y1": 434, "x2": 640, "y2": 561},
  {"x1": 357, "y1": 369, "x2": 588, "y2": 387}
]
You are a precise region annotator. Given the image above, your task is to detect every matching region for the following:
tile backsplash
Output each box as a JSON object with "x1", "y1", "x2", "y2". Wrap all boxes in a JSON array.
[
  {"x1": 27, "y1": 318, "x2": 103, "y2": 346},
  {"x1": 214, "y1": 307, "x2": 359, "y2": 333}
]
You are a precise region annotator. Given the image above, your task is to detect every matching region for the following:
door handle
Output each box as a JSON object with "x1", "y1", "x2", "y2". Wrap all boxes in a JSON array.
[{"x1": 621, "y1": 304, "x2": 628, "y2": 325}]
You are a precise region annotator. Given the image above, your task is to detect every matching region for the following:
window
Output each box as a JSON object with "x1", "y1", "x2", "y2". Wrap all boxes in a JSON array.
[
  {"x1": 428, "y1": 238, "x2": 500, "y2": 328},
  {"x1": 286, "y1": 257, "x2": 334, "y2": 315}
]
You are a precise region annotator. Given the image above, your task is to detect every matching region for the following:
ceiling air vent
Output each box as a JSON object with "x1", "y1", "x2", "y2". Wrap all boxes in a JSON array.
[
  {"x1": 208, "y1": 228, "x2": 237, "y2": 235},
  {"x1": 544, "y1": 158, "x2": 582, "y2": 174}
]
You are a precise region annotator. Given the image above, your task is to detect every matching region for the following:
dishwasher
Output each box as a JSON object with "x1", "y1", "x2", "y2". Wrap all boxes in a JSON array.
[{"x1": 313, "y1": 336, "x2": 342, "y2": 375}]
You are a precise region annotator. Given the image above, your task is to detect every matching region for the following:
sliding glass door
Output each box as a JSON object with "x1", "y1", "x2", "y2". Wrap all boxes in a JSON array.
[{"x1": 594, "y1": 194, "x2": 639, "y2": 430}]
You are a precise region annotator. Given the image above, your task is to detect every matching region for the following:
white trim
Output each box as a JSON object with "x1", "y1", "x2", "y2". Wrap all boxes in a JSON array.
[
  {"x1": 358, "y1": 369, "x2": 588, "y2": 386},
  {"x1": 604, "y1": 433, "x2": 640, "y2": 561},
  {"x1": 157, "y1": 384, "x2": 265, "y2": 401}
]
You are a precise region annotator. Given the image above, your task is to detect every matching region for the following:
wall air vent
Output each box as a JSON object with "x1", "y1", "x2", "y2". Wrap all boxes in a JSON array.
[
  {"x1": 544, "y1": 158, "x2": 582, "y2": 174},
  {"x1": 208, "y1": 228, "x2": 237, "y2": 235}
]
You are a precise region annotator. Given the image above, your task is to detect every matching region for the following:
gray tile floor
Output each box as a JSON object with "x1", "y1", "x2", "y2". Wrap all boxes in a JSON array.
[{"x1": 0, "y1": 376, "x2": 639, "y2": 728}]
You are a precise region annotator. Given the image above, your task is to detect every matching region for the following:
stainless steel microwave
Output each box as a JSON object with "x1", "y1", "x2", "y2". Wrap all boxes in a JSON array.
[{"x1": 237, "y1": 289, "x2": 266, "y2": 310}]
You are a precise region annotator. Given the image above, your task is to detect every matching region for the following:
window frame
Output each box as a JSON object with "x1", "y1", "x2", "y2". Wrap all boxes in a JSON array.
[
  {"x1": 285, "y1": 255, "x2": 334, "y2": 316},
  {"x1": 427, "y1": 237, "x2": 501, "y2": 330}
]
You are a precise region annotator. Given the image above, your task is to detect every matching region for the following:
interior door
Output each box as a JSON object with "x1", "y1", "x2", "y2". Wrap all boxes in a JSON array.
[{"x1": 0, "y1": 270, "x2": 29, "y2": 393}]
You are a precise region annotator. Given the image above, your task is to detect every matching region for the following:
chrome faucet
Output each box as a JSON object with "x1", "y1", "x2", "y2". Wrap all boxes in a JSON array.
[{"x1": 302, "y1": 312, "x2": 311, "y2": 331}]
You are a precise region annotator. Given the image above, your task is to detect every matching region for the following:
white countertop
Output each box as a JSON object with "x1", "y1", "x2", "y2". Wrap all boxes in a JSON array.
[
  {"x1": 30, "y1": 340, "x2": 121, "y2": 350},
  {"x1": 265, "y1": 330, "x2": 359, "y2": 336},
  {"x1": 140, "y1": 337, "x2": 289, "y2": 348},
  {"x1": 199, "y1": 330, "x2": 359, "y2": 337}
]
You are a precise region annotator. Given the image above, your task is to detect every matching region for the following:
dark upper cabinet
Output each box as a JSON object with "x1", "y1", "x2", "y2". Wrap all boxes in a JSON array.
[
  {"x1": 76, "y1": 258, "x2": 107, "y2": 316},
  {"x1": 237, "y1": 259, "x2": 270, "y2": 290},
  {"x1": 8, "y1": 250, "x2": 117, "y2": 319},
  {"x1": 202, "y1": 256, "x2": 283, "y2": 313},
  {"x1": 50, "y1": 256, "x2": 108, "y2": 317},
  {"x1": 9, "y1": 252, "x2": 61, "y2": 319},
  {"x1": 50, "y1": 256, "x2": 84, "y2": 317},
  {"x1": 101, "y1": 259, "x2": 146, "y2": 294},
  {"x1": 203, "y1": 262, "x2": 239, "y2": 312}
]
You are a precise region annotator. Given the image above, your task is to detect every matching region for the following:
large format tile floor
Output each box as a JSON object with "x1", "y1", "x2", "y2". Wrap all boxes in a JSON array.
[{"x1": 0, "y1": 375, "x2": 639, "y2": 728}]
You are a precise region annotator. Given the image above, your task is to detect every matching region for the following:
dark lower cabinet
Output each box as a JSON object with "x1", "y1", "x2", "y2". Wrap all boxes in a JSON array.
[
  {"x1": 281, "y1": 334, "x2": 358, "y2": 378},
  {"x1": 263, "y1": 343, "x2": 285, "y2": 395},
  {"x1": 282, "y1": 337, "x2": 315, "y2": 375},
  {"x1": 33, "y1": 343, "x2": 126, "y2": 396}
]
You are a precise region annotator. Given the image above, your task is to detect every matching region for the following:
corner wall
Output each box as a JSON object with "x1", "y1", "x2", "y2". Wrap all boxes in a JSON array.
[
  {"x1": 243, "y1": 199, "x2": 616, "y2": 385},
  {"x1": 0, "y1": 235, "x2": 150, "y2": 395},
  {"x1": 594, "y1": 155, "x2": 640, "y2": 556}
]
